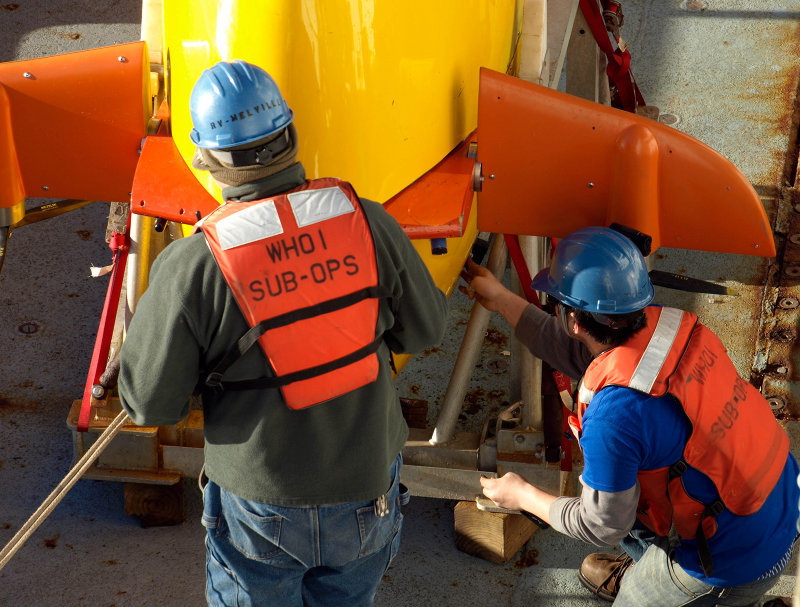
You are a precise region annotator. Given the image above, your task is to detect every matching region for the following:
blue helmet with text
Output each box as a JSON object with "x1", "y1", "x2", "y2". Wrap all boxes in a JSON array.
[{"x1": 189, "y1": 60, "x2": 294, "y2": 149}]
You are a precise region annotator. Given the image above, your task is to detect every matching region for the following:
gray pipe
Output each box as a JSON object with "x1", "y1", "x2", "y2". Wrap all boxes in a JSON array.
[{"x1": 430, "y1": 235, "x2": 508, "y2": 445}]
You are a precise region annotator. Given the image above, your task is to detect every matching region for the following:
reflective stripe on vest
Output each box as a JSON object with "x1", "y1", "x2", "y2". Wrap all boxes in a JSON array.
[
  {"x1": 575, "y1": 306, "x2": 789, "y2": 532},
  {"x1": 201, "y1": 178, "x2": 382, "y2": 410},
  {"x1": 628, "y1": 307, "x2": 683, "y2": 393}
]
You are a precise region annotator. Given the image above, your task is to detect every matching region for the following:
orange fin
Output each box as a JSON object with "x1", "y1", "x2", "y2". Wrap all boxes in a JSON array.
[
  {"x1": 476, "y1": 68, "x2": 775, "y2": 257},
  {"x1": 0, "y1": 41, "x2": 149, "y2": 216}
]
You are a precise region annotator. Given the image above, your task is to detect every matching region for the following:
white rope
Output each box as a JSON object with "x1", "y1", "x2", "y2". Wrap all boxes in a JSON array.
[{"x1": 0, "y1": 409, "x2": 130, "y2": 571}]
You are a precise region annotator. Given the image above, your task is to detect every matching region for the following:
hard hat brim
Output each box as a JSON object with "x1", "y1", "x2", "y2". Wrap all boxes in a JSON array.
[{"x1": 530, "y1": 266, "x2": 554, "y2": 295}]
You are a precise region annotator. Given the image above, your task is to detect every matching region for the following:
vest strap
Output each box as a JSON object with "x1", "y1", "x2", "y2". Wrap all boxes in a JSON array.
[
  {"x1": 217, "y1": 335, "x2": 385, "y2": 392},
  {"x1": 204, "y1": 285, "x2": 394, "y2": 393},
  {"x1": 695, "y1": 499, "x2": 725, "y2": 577},
  {"x1": 668, "y1": 458, "x2": 688, "y2": 481}
]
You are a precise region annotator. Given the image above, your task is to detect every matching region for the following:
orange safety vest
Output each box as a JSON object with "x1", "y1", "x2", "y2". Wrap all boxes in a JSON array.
[
  {"x1": 572, "y1": 306, "x2": 789, "y2": 575},
  {"x1": 200, "y1": 177, "x2": 392, "y2": 410}
]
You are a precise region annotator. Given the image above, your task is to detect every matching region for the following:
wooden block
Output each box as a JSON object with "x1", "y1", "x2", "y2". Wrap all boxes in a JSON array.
[
  {"x1": 124, "y1": 481, "x2": 184, "y2": 527},
  {"x1": 453, "y1": 500, "x2": 538, "y2": 564}
]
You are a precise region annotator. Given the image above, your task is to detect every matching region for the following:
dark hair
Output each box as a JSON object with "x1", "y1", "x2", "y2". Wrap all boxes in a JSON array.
[{"x1": 564, "y1": 305, "x2": 648, "y2": 347}]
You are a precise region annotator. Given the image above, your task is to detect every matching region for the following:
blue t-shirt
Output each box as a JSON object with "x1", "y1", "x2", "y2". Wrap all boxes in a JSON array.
[{"x1": 580, "y1": 384, "x2": 799, "y2": 586}]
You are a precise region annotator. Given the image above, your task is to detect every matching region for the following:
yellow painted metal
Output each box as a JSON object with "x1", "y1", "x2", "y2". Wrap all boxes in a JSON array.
[
  {"x1": 164, "y1": 1, "x2": 520, "y2": 201},
  {"x1": 161, "y1": 1, "x2": 522, "y2": 291}
]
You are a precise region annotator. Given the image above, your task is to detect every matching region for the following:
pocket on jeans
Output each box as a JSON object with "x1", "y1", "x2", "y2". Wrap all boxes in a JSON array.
[
  {"x1": 666, "y1": 549, "x2": 712, "y2": 599},
  {"x1": 356, "y1": 504, "x2": 402, "y2": 558},
  {"x1": 387, "y1": 514, "x2": 403, "y2": 567},
  {"x1": 222, "y1": 495, "x2": 284, "y2": 561}
]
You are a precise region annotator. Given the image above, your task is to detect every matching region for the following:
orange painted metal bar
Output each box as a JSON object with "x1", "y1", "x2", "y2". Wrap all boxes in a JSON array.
[
  {"x1": 134, "y1": 126, "x2": 479, "y2": 236},
  {"x1": 476, "y1": 68, "x2": 775, "y2": 257},
  {"x1": 131, "y1": 134, "x2": 219, "y2": 224},
  {"x1": 383, "y1": 131, "x2": 478, "y2": 239},
  {"x1": 0, "y1": 41, "x2": 149, "y2": 214}
]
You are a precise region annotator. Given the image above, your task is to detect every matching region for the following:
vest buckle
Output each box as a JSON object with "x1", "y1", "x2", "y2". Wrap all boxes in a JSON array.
[{"x1": 204, "y1": 372, "x2": 225, "y2": 397}]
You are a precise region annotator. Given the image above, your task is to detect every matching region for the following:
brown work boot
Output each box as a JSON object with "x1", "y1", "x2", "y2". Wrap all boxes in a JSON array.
[{"x1": 577, "y1": 552, "x2": 634, "y2": 602}]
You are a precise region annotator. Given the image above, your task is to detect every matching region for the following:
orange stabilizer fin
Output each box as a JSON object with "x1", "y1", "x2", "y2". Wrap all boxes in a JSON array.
[
  {"x1": 383, "y1": 132, "x2": 478, "y2": 239},
  {"x1": 476, "y1": 68, "x2": 775, "y2": 257},
  {"x1": 131, "y1": 133, "x2": 219, "y2": 224},
  {"x1": 0, "y1": 41, "x2": 150, "y2": 216}
]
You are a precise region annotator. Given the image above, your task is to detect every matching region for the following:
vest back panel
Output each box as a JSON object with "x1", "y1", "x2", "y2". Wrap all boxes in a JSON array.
[
  {"x1": 202, "y1": 178, "x2": 381, "y2": 409},
  {"x1": 576, "y1": 306, "x2": 789, "y2": 534}
]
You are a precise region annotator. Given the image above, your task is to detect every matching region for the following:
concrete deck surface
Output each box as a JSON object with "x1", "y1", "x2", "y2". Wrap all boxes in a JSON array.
[{"x1": 1, "y1": 1, "x2": 798, "y2": 606}]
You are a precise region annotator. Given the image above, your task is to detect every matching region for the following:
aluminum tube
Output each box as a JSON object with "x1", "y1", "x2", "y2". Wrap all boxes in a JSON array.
[
  {"x1": 125, "y1": 214, "x2": 173, "y2": 324},
  {"x1": 430, "y1": 236, "x2": 508, "y2": 445},
  {"x1": 518, "y1": 235, "x2": 545, "y2": 430},
  {"x1": 126, "y1": 213, "x2": 149, "y2": 324}
]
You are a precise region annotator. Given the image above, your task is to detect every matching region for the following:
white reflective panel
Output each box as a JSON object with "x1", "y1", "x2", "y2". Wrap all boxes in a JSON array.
[
  {"x1": 216, "y1": 201, "x2": 283, "y2": 250},
  {"x1": 578, "y1": 381, "x2": 595, "y2": 405},
  {"x1": 289, "y1": 187, "x2": 355, "y2": 227},
  {"x1": 629, "y1": 308, "x2": 684, "y2": 393}
]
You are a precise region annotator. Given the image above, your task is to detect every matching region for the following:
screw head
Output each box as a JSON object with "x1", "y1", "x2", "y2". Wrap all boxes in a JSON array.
[
  {"x1": 767, "y1": 396, "x2": 786, "y2": 412},
  {"x1": 778, "y1": 296, "x2": 799, "y2": 310}
]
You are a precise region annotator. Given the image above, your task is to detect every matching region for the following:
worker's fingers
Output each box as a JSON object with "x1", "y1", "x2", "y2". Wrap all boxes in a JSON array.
[
  {"x1": 458, "y1": 284, "x2": 476, "y2": 299},
  {"x1": 99, "y1": 353, "x2": 121, "y2": 389},
  {"x1": 461, "y1": 258, "x2": 484, "y2": 279}
]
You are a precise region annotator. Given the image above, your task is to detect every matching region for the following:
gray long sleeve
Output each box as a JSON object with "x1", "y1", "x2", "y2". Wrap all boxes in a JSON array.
[
  {"x1": 548, "y1": 479, "x2": 640, "y2": 546},
  {"x1": 514, "y1": 297, "x2": 639, "y2": 545},
  {"x1": 514, "y1": 304, "x2": 593, "y2": 378}
]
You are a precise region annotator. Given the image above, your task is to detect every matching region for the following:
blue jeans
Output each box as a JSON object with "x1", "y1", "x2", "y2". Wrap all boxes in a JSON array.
[
  {"x1": 200, "y1": 454, "x2": 403, "y2": 607},
  {"x1": 613, "y1": 524, "x2": 787, "y2": 607}
]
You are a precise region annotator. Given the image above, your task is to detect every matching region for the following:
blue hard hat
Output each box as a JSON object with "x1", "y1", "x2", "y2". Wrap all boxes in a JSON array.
[
  {"x1": 189, "y1": 60, "x2": 294, "y2": 149},
  {"x1": 531, "y1": 226, "x2": 654, "y2": 315}
]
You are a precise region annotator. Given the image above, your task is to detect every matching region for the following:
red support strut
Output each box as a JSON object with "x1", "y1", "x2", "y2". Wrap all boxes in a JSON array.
[{"x1": 78, "y1": 221, "x2": 130, "y2": 432}]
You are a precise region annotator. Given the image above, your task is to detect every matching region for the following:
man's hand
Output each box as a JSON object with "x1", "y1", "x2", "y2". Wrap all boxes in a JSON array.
[
  {"x1": 480, "y1": 472, "x2": 556, "y2": 526},
  {"x1": 459, "y1": 258, "x2": 505, "y2": 312},
  {"x1": 459, "y1": 258, "x2": 530, "y2": 328},
  {"x1": 480, "y1": 471, "x2": 533, "y2": 512}
]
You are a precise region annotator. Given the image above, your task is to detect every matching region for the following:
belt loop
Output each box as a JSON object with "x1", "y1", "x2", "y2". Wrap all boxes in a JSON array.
[{"x1": 399, "y1": 483, "x2": 410, "y2": 507}]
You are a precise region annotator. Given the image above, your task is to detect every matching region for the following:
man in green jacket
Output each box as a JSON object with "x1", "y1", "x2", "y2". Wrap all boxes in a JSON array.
[{"x1": 118, "y1": 60, "x2": 447, "y2": 607}]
